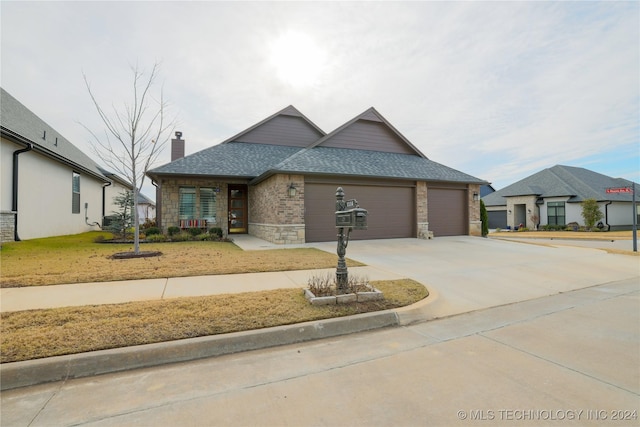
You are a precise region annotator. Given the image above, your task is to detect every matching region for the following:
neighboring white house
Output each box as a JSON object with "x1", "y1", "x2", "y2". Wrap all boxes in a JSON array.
[
  {"x1": 0, "y1": 88, "x2": 153, "y2": 242},
  {"x1": 482, "y1": 165, "x2": 638, "y2": 231}
]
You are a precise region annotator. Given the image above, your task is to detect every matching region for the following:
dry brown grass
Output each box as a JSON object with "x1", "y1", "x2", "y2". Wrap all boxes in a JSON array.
[
  {"x1": 491, "y1": 230, "x2": 634, "y2": 240},
  {"x1": 0, "y1": 279, "x2": 427, "y2": 363},
  {"x1": 0, "y1": 232, "x2": 362, "y2": 287}
]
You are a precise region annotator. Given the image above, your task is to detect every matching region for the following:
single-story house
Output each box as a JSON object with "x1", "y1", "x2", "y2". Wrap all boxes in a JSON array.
[
  {"x1": 482, "y1": 165, "x2": 638, "y2": 230},
  {"x1": 147, "y1": 106, "x2": 488, "y2": 244},
  {"x1": 0, "y1": 88, "x2": 150, "y2": 242}
]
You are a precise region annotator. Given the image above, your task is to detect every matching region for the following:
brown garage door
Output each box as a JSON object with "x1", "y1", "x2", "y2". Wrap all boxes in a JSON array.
[
  {"x1": 305, "y1": 182, "x2": 415, "y2": 242},
  {"x1": 428, "y1": 188, "x2": 467, "y2": 236}
]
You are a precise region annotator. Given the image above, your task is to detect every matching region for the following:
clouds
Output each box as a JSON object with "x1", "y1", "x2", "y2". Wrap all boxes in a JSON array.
[{"x1": 1, "y1": 1, "x2": 638, "y2": 197}]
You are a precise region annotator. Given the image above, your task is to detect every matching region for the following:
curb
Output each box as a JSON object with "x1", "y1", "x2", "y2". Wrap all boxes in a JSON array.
[{"x1": 0, "y1": 310, "x2": 399, "y2": 391}]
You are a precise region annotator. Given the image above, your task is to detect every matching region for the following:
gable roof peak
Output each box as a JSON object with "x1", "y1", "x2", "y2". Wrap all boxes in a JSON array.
[
  {"x1": 221, "y1": 105, "x2": 325, "y2": 145},
  {"x1": 307, "y1": 106, "x2": 428, "y2": 158}
]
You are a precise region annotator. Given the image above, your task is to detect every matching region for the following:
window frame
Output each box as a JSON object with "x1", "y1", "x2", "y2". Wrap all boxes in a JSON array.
[
  {"x1": 178, "y1": 187, "x2": 196, "y2": 220},
  {"x1": 547, "y1": 201, "x2": 566, "y2": 226},
  {"x1": 72, "y1": 172, "x2": 81, "y2": 214},
  {"x1": 200, "y1": 187, "x2": 217, "y2": 224}
]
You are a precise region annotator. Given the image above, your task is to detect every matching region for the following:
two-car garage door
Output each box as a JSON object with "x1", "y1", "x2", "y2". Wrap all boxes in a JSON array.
[
  {"x1": 304, "y1": 181, "x2": 468, "y2": 242},
  {"x1": 304, "y1": 182, "x2": 415, "y2": 242}
]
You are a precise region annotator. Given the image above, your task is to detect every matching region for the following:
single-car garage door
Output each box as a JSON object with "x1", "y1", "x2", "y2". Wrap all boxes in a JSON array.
[
  {"x1": 305, "y1": 182, "x2": 415, "y2": 242},
  {"x1": 428, "y1": 187, "x2": 467, "y2": 236},
  {"x1": 487, "y1": 210, "x2": 507, "y2": 229}
]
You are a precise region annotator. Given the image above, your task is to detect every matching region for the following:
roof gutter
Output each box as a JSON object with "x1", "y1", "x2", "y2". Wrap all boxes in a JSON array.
[{"x1": 12, "y1": 142, "x2": 33, "y2": 241}]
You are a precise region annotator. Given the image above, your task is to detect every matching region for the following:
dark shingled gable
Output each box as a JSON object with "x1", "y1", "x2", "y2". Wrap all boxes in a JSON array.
[
  {"x1": 148, "y1": 106, "x2": 487, "y2": 185},
  {"x1": 261, "y1": 146, "x2": 486, "y2": 183},
  {"x1": 148, "y1": 142, "x2": 301, "y2": 178},
  {"x1": 1, "y1": 88, "x2": 108, "y2": 181},
  {"x1": 482, "y1": 165, "x2": 637, "y2": 206}
]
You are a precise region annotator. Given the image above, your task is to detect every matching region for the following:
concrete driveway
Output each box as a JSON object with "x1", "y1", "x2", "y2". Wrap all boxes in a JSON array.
[
  {"x1": 2, "y1": 237, "x2": 639, "y2": 426},
  {"x1": 311, "y1": 236, "x2": 639, "y2": 320}
]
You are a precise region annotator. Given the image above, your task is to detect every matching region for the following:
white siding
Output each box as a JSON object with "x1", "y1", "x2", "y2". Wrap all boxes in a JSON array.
[
  {"x1": 15, "y1": 149, "x2": 105, "y2": 239},
  {"x1": 1, "y1": 138, "x2": 18, "y2": 210},
  {"x1": 607, "y1": 202, "x2": 635, "y2": 226}
]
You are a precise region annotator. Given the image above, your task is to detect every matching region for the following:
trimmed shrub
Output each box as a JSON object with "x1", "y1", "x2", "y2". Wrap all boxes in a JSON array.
[
  {"x1": 167, "y1": 226, "x2": 180, "y2": 236},
  {"x1": 188, "y1": 227, "x2": 203, "y2": 237},
  {"x1": 209, "y1": 227, "x2": 223, "y2": 238},
  {"x1": 144, "y1": 227, "x2": 161, "y2": 236},
  {"x1": 171, "y1": 232, "x2": 191, "y2": 242},
  {"x1": 480, "y1": 200, "x2": 489, "y2": 237},
  {"x1": 146, "y1": 234, "x2": 167, "y2": 242}
]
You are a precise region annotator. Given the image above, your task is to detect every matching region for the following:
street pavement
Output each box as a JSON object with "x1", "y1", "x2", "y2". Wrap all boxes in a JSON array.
[{"x1": 1, "y1": 236, "x2": 639, "y2": 426}]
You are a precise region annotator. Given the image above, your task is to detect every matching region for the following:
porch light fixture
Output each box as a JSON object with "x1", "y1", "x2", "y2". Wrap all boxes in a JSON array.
[
  {"x1": 287, "y1": 183, "x2": 297, "y2": 197},
  {"x1": 473, "y1": 192, "x2": 479, "y2": 202}
]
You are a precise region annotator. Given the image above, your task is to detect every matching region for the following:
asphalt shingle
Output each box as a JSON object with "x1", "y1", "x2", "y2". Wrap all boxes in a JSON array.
[{"x1": 482, "y1": 165, "x2": 637, "y2": 206}]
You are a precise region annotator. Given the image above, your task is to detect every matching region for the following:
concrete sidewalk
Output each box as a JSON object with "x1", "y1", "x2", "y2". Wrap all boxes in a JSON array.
[
  {"x1": 0, "y1": 266, "x2": 403, "y2": 313},
  {"x1": 0, "y1": 234, "x2": 403, "y2": 313},
  {"x1": 2, "y1": 278, "x2": 638, "y2": 426}
]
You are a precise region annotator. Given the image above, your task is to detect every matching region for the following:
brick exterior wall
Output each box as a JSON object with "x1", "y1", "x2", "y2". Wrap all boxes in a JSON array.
[
  {"x1": 416, "y1": 181, "x2": 431, "y2": 239},
  {"x1": 1, "y1": 211, "x2": 16, "y2": 243},
  {"x1": 249, "y1": 174, "x2": 305, "y2": 244},
  {"x1": 159, "y1": 178, "x2": 239, "y2": 235},
  {"x1": 468, "y1": 184, "x2": 481, "y2": 236}
]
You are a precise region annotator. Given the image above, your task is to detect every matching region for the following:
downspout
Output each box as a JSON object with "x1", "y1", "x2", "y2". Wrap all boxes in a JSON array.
[
  {"x1": 152, "y1": 179, "x2": 160, "y2": 229},
  {"x1": 12, "y1": 143, "x2": 33, "y2": 241},
  {"x1": 102, "y1": 181, "x2": 112, "y2": 219},
  {"x1": 604, "y1": 201, "x2": 612, "y2": 231}
]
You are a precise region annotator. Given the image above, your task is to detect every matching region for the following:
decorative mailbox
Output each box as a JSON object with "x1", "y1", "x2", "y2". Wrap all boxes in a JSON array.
[
  {"x1": 335, "y1": 197, "x2": 368, "y2": 230},
  {"x1": 335, "y1": 207, "x2": 368, "y2": 230}
]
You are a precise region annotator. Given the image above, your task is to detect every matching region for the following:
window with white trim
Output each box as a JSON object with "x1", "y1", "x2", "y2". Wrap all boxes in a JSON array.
[{"x1": 72, "y1": 172, "x2": 81, "y2": 214}]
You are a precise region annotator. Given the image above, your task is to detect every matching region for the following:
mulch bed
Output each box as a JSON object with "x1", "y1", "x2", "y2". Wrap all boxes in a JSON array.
[{"x1": 111, "y1": 251, "x2": 162, "y2": 259}]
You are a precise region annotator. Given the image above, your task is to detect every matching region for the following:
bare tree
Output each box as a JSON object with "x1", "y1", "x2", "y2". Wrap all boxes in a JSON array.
[{"x1": 82, "y1": 63, "x2": 174, "y2": 254}]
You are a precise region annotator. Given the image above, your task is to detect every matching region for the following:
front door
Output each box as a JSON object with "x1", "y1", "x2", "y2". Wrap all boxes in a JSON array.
[{"x1": 228, "y1": 184, "x2": 248, "y2": 234}]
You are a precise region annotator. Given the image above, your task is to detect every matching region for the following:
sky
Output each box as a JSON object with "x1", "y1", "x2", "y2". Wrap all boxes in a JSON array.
[{"x1": 2, "y1": 1, "x2": 639, "y2": 201}]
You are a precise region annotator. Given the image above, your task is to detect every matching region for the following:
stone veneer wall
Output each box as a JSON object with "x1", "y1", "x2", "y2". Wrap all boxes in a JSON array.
[
  {"x1": 1, "y1": 211, "x2": 16, "y2": 243},
  {"x1": 416, "y1": 182, "x2": 430, "y2": 239},
  {"x1": 249, "y1": 174, "x2": 305, "y2": 244},
  {"x1": 159, "y1": 178, "x2": 240, "y2": 235},
  {"x1": 505, "y1": 195, "x2": 538, "y2": 230},
  {"x1": 468, "y1": 184, "x2": 482, "y2": 236}
]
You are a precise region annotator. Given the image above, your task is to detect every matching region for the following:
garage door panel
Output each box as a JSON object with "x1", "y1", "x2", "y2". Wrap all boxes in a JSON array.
[
  {"x1": 487, "y1": 210, "x2": 507, "y2": 229},
  {"x1": 428, "y1": 188, "x2": 467, "y2": 236},
  {"x1": 305, "y1": 183, "x2": 414, "y2": 242}
]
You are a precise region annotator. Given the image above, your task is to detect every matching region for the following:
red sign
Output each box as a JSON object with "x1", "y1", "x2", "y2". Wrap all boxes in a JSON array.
[{"x1": 606, "y1": 187, "x2": 633, "y2": 194}]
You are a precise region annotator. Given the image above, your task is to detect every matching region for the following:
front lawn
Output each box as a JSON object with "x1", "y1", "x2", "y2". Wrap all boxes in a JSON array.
[
  {"x1": 0, "y1": 279, "x2": 427, "y2": 363},
  {"x1": 0, "y1": 232, "x2": 363, "y2": 287}
]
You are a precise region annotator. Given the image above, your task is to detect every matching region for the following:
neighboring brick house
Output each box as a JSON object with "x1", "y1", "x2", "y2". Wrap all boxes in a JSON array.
[
  {"x1": 482, "y1": 165, "x2": 638, "y2": 230},
  {"x1": 148, "y1": 106, "x2": 487, "y2": 244}
]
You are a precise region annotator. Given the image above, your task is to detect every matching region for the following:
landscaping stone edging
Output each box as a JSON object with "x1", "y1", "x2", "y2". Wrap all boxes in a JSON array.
[{"x1": 304, "y1": 288, "x2": 384, "y2": 305}]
